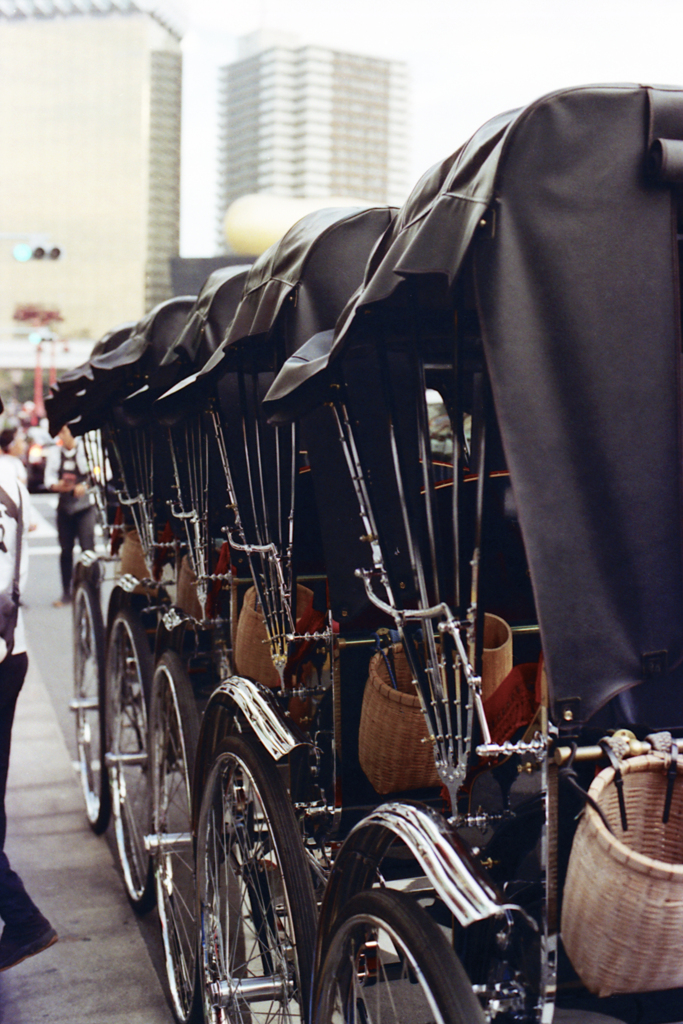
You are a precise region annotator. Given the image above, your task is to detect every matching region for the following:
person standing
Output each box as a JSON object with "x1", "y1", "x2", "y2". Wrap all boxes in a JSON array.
[
  {"x1": 44, "y1": 425, "x2": 96, "y2": 607},
  {"x1": 0, "y1": 428, "x2": 28, "y2": 488},
  {"x1": 0, "y1": 417, "x2": 57, "y2": 970}
]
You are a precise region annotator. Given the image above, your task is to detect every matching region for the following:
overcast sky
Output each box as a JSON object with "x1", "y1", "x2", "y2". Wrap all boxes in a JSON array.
[{"x1": 178, "y1": 0, "x2": 683, "y2": 255}]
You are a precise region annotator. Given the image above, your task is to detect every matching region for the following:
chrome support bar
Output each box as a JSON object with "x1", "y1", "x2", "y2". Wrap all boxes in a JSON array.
[
  {"x1": 69, "y1": 696, "x2": 99, "y2": 712},
  {"x1": 476, "y1": 734, "x2": 548, "y2": 761},
  {"x1": 104, "y1": 751, "x2": 148, "y2": 768},
  {"x1": 144, "y1": 832, "x2": 193, "y2": 853}
]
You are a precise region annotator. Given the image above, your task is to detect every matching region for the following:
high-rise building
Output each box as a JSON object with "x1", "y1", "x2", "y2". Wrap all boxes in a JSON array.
[
  {"x1": 217, "y1": 31, "x2": 409, "y2": 243},
  {"x1": 0, "y1": 0, "x2": 182, "y2": 341}
]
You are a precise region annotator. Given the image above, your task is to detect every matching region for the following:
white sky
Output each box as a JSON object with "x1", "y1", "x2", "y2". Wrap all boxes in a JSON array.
[{"x1": 178, "y1": 0, "x2": 683, "y2": 255}]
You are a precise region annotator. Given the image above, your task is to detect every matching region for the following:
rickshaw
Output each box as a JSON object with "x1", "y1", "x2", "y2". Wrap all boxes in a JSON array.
[
  {"x1": 148, "y1": 263, "x2": 251, "y2": 1024},
  {"x1": 52, "y1": 318, "x2": 135, "y2": 835},
  {"x1": 52, "y1": 274, "x2": 275, "y2": 1024},
  {"x1": 155, "y1": 204, "x2": 396, "y2": 1024},
  {"x1": 259, "y1": 83, "x2": 683, "y2": 1024},
  {"x1": 46, "y1": 294, "x2": 198, "y2": 908}
]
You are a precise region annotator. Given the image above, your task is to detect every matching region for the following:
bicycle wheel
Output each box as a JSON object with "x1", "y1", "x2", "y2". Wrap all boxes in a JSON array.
[
  {"x1": 105, "y1": 605, "x2": 155, "y2": 910},
  {"x1": 196, "y1": 734, "x2": 317, "y2": 1024},
  {"x1": 150, "y1": 650, "x2": 201, "y2": 1023},
  {"x1": 313, "y1": 888, "x2": 486, "y2": 1024},
  {"x1": 72, "y1": 578, "x2": 110, "y2": 833}
]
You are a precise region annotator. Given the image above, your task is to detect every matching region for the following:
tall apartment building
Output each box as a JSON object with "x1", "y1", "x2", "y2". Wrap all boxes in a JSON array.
[
  {"x1": 0, "y1": 0, "x2": 182, "y2": 341},
  {"x1": 218, "y1": 31, "x2": 409, "y2": 240}
]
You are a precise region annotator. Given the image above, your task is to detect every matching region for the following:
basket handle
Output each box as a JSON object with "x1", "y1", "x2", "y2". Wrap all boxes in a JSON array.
[
  {"x1": 599, "y1": 740, "x2": 628, "y2": 832},
  {"x1": 663, "y1": 741, "x2": 679, "y2": 825},
  {"x1": 373, "y1": 631, "x2": 399, "y2": 690},
  {"x1": 558, "y1": 743, "x2": 615, "y2": 836}
]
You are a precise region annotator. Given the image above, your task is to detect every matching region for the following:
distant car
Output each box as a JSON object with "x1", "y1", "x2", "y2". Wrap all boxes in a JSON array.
[{"x1": 26, "y1": 427, "x2": 56, "y2": 493}]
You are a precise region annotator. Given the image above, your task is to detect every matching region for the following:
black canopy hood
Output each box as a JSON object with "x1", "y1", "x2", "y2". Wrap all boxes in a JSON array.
[
  {"x1": 46, "y1": 296, "x2": 196, "y2": 435},
  {"x1": 266, "y1": 84, "x2": 683, "y2": 726}
]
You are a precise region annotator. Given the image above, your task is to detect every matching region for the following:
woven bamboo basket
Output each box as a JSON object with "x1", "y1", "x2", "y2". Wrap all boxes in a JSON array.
[
  {"x1": 562, "y1": 753, "x2": 683, "y2": 997},
  {"x1": 176, "y1": 555, "x2": 203, "y2": 620},
  {"x1": 119, "y1": 528, "x2": 149, "y2": 580},
  {"x1": 233, "y1": 585, "x2": 314, "y2": 689},
  {"x1": 481, "y1": 613, "x2": 512, "y2": 701},
  {"x1": 358, "y1": 643, "x2": 441, "y2": 794},
  {"x1": 358, "y1": 615, "x2": 512, "y2": 794}
]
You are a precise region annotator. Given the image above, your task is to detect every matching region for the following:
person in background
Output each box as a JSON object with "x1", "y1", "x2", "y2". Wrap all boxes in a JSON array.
[
  {"x1": 0, "y1": 428, "x2": 28, "y2": 488},
  {"x1": 0, "y1": 429, "x2": 38, "y2": 534},
  {"x1": 0, "y1": 397, "x2": 57, "y2": 971},
  {"x1": 43, "y1": 425, "x2": 96, "y2": 607}
]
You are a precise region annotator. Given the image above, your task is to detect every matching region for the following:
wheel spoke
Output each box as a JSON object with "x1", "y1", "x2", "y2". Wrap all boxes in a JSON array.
[
  {"x1": 150, "y1": 652, "x2": 200, "y2": 1022},
  {"x1": 106, "y1": 608, "x2": 153, "y2": 909},
  {"x1": 197, "y1": 736, "x2": 316, "y2": 1024},
  {"x1": 72, "y1": 581, "x2": 109, "y2": 833},
  {"x1": 315, "y1": 890, "x2": 486, "y2": 1024}
]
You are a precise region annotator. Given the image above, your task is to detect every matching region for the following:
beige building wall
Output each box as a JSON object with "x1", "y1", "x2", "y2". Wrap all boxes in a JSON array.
[{"x1": 0, "y1": 12, "x2": 181, "y2": 342}]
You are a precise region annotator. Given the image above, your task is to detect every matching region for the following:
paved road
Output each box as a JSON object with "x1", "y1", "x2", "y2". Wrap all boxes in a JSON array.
[{"x1": 0, "y1": 492, "x2": 173, "y2": 1024}]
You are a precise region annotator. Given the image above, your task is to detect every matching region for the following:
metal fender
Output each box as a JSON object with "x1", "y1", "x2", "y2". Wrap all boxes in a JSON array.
[
  {"x1": 72, "y1": 554, "x2": 104, "y2": 591},
  {"x1": 192, "y1": 675, "x2": 308, "y2": 829},
  {"x1": 315, "y1": 801, "x2": 505, "y2": 971}
]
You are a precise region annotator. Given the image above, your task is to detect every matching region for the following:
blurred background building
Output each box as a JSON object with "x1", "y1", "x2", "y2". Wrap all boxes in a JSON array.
[
  {"x1": 0, "y1": 5, "x2": 410, "y2": 404},
  {"x1": 0, "y1": 0, "x2": 182, "y2": 350},
  {"x1": 217, "y1": 30, "x2": 409, "y2": 250}
]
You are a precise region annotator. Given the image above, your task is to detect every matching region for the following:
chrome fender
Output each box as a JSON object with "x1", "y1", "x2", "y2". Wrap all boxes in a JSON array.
[
  {"x1": 72, "y1": 554, "x2": 104, "y2": 591},
  {"x1": 192, "y1": 675, "x2": 307, "y2": 829},
  {"x1": 315, "y1": 801, "x2": 504, "y2": 971}
]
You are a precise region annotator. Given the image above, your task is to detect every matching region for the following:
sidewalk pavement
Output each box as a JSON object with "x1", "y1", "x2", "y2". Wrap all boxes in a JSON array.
[{"x1": 0, "y1": 652, "x2": 172, "y2": 1024}]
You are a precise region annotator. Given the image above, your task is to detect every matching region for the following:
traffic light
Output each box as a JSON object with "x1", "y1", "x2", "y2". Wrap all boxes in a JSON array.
[{"x1": 12, "y1": 243, "x2": 62, "y2": 261}]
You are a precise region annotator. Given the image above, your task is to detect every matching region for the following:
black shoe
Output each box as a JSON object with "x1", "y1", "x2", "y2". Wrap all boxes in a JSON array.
[{"x1": 0, "y1": 921, "x2": 58, "y2": 971}]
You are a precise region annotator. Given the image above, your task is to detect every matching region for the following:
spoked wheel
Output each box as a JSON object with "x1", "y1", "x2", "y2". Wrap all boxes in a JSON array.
[
  {"x1": 196, "y1": 734, "x2": 317, "y2": 1024},
  {"x1": 71, "y1": 578, "x2": 110, "y2": 833},
  {"x1": 313, "y1": 888, "x2": 486, "y2": 1024},
  {"x1": 105, "y1": 605, "x2": 155, "y2": 911},
  {"x1": 150, "y1": 650, "x2": 201, "y2": 1023}
]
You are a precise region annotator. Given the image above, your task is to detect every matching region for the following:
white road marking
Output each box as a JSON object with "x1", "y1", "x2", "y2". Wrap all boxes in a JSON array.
[
  {"x1": 27, "y1": 501, "x2": 57, "y2": 538},
  {"x1": 28, "y1": 544, "x2": 108, "y2": 557}
]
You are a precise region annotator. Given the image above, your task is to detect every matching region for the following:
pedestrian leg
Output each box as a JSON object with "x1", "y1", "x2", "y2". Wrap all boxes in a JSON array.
[
  {"x1": 56, "y1": 508, "x2": 78, "y2": 603},
  {"x1": 75, "y1": 503, "x2": 97, "y2": 556},
  {"x1": 0, "y1": 653, "x2": 50, "y2": 930}
]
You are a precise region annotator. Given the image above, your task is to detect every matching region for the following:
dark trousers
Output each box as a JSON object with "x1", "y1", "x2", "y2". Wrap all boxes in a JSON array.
[
  {"x1": 0, "y1": 652, "x2": 42, "y2": 928},
  {"x1": 56, "y1": 504, "x2": 96, "y2": 598}
]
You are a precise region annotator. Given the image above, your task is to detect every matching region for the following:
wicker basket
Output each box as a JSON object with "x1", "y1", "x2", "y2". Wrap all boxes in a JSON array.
[
  {"x1": 176, "y1": 555, "x2": 203, "y2": 620},
  {"x1": 358, "y1": 644, "x2": 441, "y2": 794},
  {"x1": 358, "y1": 616, "x2": 513, "y2": 795},
  {"x1": 562, "y1": 753, "x2": 683, "y2": 997},
  {"x1": 119, "y1": 528, "x2": 149, "y2": 580},
  {"x1": 481, "y1": 613, "x2": 513, "y2": 701},
  {"x1": 233, "y1": 585, "x2": 314, "y2": 689}
]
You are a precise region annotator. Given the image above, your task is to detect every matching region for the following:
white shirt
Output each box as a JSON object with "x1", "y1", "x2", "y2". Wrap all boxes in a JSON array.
[
  {"x1": 43, "y1": 439, "x2": 89, "y2": 491},
  {"x1": 0, "y1": 460, "x2": 29, "y2": 656},
  {"x1": 0, "y1": 453, "x2": 28, "y2": 487}
]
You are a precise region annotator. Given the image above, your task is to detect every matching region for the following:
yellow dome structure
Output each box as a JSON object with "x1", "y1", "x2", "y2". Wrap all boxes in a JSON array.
[{"x1": 224, "y1": 194, "x2": 374, "y2": 256}]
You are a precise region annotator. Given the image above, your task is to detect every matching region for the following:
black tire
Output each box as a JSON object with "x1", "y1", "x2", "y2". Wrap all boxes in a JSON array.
[
  {"x1": 313, "y1": 888, "x2": 486, "y2": 1024},
  {"x1": 105, "y1": 605, "x2": 155, "y2": 911},
  {"x1": 72, "y1": 578, "x2": 110, "y2": 833},
  {"x1": 150, "y1": 651, "x2": 202, "y2": 1023},
  {"x1": 196, "y1": 734, "x2": 317, "y2": 1024}
]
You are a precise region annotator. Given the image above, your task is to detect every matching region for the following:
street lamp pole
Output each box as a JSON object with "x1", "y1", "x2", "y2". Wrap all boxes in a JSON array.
[{"x1": 32, "y1": 343, "x2": 45, "y2": 424}]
